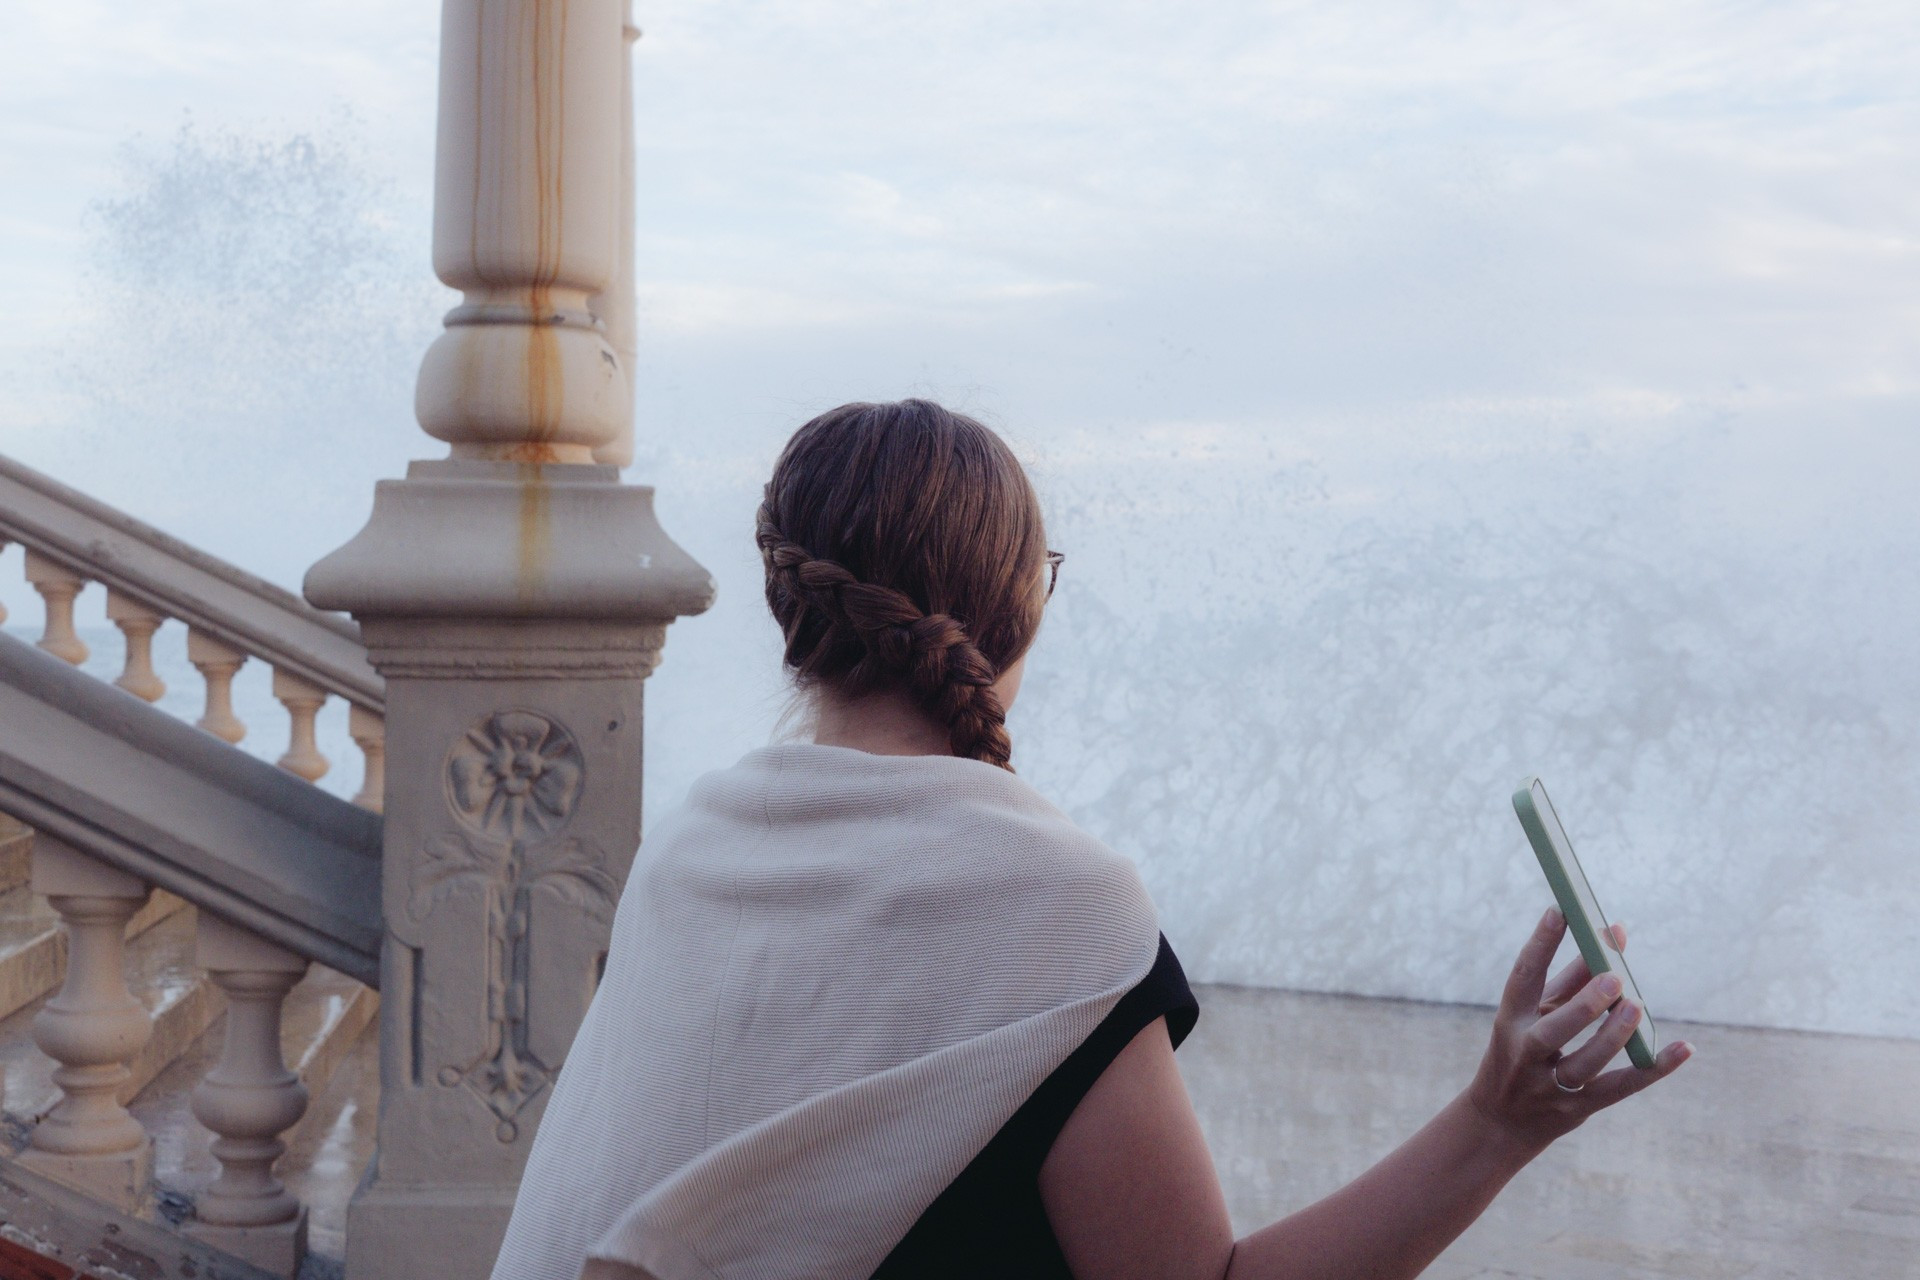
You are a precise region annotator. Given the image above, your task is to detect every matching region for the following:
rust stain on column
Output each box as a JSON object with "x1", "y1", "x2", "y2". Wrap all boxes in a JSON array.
[
  {"x1": 517, "y1": 462, "x2": 552, "y2": 592},
  {"x1": 513, "y1": 3, "x2": 567, "y2": 584},
  {"x1": 511, "y1": 289, "x2": 563, "y2": 464}
]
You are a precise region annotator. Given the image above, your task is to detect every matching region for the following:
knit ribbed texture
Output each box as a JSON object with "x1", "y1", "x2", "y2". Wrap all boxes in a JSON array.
[{"x1": 489, "y1": 741, "x2": 1160, "y2": 1280}]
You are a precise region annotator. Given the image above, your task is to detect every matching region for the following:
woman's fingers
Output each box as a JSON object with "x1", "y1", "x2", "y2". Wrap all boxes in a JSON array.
[
  {"x1": 1538, "y1": 955, "x2": 1590, "y2": 1013},
  {"x1": 1537, "y1": 923, "x2": 1628, "y2": 1013},
  {"x1": 1576, "y1": 1040, "x2": 1692, "y2": 1109},
  {"x1": 1500, "y1": 907, "x2": 1567, "y2": 1021},
  {"x1": 1525, "y1": 971, "x2": 1622, "y2": 1057},
  {"x1": 1470, "y1": 914, "x2": 1681, "y2": 1151},
  {"x1": 1550, "y1": 998, "x2": 1643, "y2": 1086}
]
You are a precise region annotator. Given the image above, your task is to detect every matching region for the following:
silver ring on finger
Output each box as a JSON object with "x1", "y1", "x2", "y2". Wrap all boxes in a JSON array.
[{"x1": 1551, "y1": 1060, "x2": 1585, "y2": 1094}]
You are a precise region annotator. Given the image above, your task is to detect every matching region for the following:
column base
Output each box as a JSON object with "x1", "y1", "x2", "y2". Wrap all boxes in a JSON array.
[
  {"x1": 189, "y1": 1205, "x2": 308, "y2": 1278},
  {"x1": 17, "y1": 1139, "x2": 153, "y2": 1216},
  {"x1": 304, "y1": 460, "x2": 714, "y2": 624},
  {"x1": 346, "y1": 1175, "x2": 518, "y2": 1280}
]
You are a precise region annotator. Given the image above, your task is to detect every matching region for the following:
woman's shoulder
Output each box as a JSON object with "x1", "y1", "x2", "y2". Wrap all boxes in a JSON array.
[
  {"x1": 642, "y1": 740, "x2": 1155, "y2": 942},
  {"x1": 670, "y1": 741, "x2": 1092, "y2": 847}
]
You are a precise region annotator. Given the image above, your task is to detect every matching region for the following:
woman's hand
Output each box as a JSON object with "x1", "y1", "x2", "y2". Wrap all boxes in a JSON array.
[
  {"x1": 1466, "y1": 906, "x2": 1691, "y2": 1156},
  {"x1": 1047, "y1": 905, "x2": 1694, "y2": 1280}
]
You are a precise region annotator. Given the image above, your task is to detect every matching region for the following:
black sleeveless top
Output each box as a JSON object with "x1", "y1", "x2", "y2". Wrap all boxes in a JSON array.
[{"x1": 872, "y1": 935, "x2": 1200, "y2": 1278}]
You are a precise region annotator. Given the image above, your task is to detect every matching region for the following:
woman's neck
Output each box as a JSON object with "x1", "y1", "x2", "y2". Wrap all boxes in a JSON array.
[{"x1": 810, "y1": 688, "x2": 952, "y2": 757}]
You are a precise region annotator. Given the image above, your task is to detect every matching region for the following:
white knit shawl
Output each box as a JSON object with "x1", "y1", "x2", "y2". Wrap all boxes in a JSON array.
[{"x1": 489, "y1": 741, "x2": 1161, "y2": 1280}]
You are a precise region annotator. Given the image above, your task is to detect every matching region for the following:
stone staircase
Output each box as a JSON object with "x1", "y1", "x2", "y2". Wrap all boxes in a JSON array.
[
  {"x1": 0, "y1": 814, "x2": 379, "y2": 1275},
  {"x1": 0, "y1": 2, "x2": 709, "y2": 1268}
]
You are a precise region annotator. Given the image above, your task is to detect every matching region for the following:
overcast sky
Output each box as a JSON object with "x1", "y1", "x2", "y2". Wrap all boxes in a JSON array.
[
  {"x1": 2, "y1": 2, "x2": 1919, "y2": 1031},
  {"x1": 4, "y1": 2, "x2": 1916, "y2": 483},
  {"x1": 5, "y1": 0, "x2": 1914, "y2": 670}
]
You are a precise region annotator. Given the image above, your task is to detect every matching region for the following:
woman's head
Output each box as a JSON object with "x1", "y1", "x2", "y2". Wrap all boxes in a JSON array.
[{"x1": 756, "y1": 399, "x2": 1048, "y2": 770}]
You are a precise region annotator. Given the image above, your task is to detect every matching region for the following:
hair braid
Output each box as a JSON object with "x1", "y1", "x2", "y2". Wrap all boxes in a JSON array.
[
  {"x1": 756, "y1": 507, "x2": 1015, "y2": 769},
  {"x1": 756, "y1": 400, "x2": 1046, "y2": 770}
]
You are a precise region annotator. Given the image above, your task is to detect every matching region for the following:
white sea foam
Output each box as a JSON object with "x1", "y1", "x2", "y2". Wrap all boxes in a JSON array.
[{"x1": 4, "y1": 109, "x2": 1915, "y2": 1045}]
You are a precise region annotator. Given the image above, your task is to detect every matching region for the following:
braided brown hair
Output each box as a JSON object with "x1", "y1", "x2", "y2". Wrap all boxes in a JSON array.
[{"x1": 757, "y1": 399, "x2": 1048, "y2": 770}]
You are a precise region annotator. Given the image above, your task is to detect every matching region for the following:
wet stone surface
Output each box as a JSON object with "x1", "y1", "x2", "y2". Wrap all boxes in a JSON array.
[{"x1": 1179, "y1": 983, "x2": 1920, "y2": 1280}]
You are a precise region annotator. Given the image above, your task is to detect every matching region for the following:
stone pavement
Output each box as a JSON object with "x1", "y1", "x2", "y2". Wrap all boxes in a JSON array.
[{"x1": 1179, "y1": 984, "x2": 1920, "y2": 1279}]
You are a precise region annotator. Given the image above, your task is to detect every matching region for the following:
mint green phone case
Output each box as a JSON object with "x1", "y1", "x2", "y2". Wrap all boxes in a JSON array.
[{"x1": 1511, "y1": 777, "x2": 1657, "y2": 1071}]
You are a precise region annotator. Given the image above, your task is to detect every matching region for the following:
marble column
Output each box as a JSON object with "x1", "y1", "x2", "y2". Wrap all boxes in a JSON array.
[
  {"x1": 305, "y1": 3, "x2": 711, "y2": 1277},
  {"x1": 589, "y1": 0, "x2": 640, "y2": 468}
]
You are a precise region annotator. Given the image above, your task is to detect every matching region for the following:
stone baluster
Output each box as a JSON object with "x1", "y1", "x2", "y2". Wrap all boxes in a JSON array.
[
  {"x1": 188, "y1": 628, "x2": 249, "y2": 743},
  {"x1": 24, "y1": 548, "x2": 89, "y2": 665},
  {"x1": 349, "y1": 704, "x2": 386, "y2": 812},
  {"x1": 106, "y1": 588, "x2": 167, "y2": 702},
  {"x1": 271, "y1": 668, "x2": 329, "y2": 782},
  {"x1": 188, "y1": 913, "x2": 311, "y2": 1277},
  {"x1": 20, "y1": 835, "x2": 154, "y2": 1214},
  {"x1": 305, "y1": 3, "x2": 714, "y2": 1275}
]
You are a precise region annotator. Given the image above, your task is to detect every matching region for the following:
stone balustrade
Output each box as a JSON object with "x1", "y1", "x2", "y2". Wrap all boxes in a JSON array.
[
  {"x1": 0, "y1": 623, "x2": 383, "y2": 1276},
  {"x1": 0, "y1": 472, "x2": 387, "y2": 811},
  {"x1": 18, "y1": 837, "x2": 318, "y2": 1275}
]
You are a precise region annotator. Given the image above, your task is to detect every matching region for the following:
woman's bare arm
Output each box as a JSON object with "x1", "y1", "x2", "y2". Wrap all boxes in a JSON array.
[{"x1": 1039, "y1": 909, "x2": 1691, "y2": 1280}]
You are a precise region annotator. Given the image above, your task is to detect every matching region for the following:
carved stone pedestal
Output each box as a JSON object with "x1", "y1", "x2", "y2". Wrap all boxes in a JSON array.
[
  {"x1": 308, "y1": 464, "x2": 711, "y2": 1280},
  {"x1": 305, "y1": 0, "x2": 708, "y2": 1270}
]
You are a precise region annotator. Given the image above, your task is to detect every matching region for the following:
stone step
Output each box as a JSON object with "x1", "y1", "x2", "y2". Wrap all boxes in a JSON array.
[
  {"x1": 0, "y1": 903, "x2": 224, "y2": 1122},
  {"x1": 281, "y1": 1018, "x2": 379, "y2": 1264},
  {"x1": 0, "y1": 881, "x2": 192, "y2": 1025},
  {"x1": 0, "y1": 814, "x2": 30, "y2": 894},
  {"x1": 0, "y1": 883, "x2": 60, "y2": 1025}
]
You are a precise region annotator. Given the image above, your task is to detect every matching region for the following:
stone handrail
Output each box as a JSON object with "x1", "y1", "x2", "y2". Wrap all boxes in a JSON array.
[
  {"x1": 0, "y1": 452, "x2": 380, "y2": 708},
  {"x1": 0, "y1": 451, "x2": 387, "y2": 805},
  {"x1": 0, "y1": 632, "x2": 381, "y2": 985}
]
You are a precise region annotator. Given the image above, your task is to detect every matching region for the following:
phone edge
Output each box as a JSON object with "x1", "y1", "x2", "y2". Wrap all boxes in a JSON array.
[{"x1": 1512, "y1": 778, "x2": 1658, "y2": 1071}]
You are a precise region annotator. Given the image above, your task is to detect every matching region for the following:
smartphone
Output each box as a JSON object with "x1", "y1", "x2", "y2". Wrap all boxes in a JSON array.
[{"x1": 1511, "y1": 777, "x2": 1657, "y2": 1070}]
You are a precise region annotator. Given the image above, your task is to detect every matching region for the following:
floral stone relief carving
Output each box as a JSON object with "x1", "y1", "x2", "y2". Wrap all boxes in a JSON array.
[
  {"x1": 415, "y1": 709, "x2": 615, "y2": 1140},
  {"x1": 446, "y1": 708, "x2": 584, "y2": 839}
]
